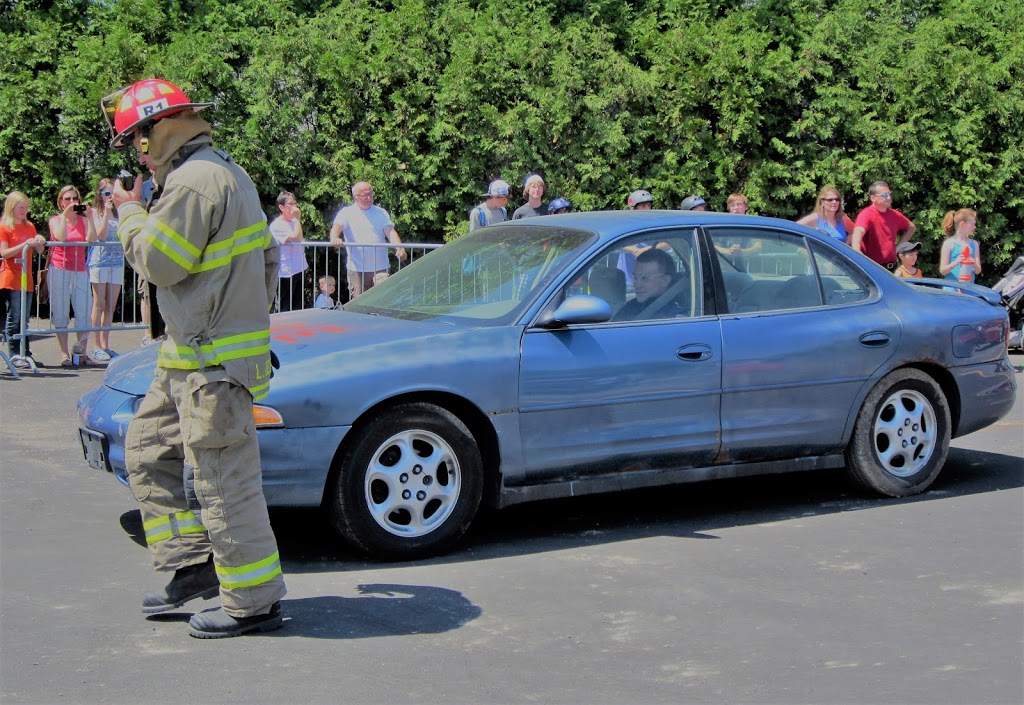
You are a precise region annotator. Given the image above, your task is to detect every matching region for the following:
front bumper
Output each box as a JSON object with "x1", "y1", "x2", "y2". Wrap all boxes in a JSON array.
[{"x1": 77, "y1": 384, "x2": 351, "y2": 507}]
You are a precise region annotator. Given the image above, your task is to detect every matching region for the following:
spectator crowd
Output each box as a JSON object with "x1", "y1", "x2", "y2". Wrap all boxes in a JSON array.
[{"x1": 2, "y1": 171, "x2": 984, "y2": 371}]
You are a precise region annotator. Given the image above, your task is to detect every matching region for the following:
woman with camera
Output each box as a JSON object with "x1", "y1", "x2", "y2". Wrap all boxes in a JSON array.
[
  {"x1": 48, "y1": 184, "x2": 97, "y2": 367},
  {"x1": 88, "y1": 178, "x2": 125, "y2": 361}
]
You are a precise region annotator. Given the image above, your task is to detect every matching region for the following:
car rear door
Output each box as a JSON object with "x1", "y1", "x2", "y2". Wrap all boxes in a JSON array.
[
  {"x1": 708, "y1": 227, "x2": 901, "y2": 462},
  {"x1": 517, "y1": 228, "x2": 723, "y2": 481}
]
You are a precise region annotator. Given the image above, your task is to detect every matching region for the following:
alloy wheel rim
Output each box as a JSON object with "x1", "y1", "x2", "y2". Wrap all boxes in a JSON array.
[
  {"x1": 872, "y1": 389, "x2": 937, "y2": 478},
  {"x1": 364, "y1": 429, "x2": 461, "y2": 537}
]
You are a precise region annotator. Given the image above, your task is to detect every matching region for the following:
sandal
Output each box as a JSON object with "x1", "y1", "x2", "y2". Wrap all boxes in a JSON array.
[{"x1": 61, "y1": 356, "x2": 75, "y2": 368}]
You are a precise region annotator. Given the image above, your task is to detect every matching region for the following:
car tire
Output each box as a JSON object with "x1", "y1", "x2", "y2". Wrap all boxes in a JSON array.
[
  {"x1": 330, "y1": 402, "x2": 483, "y2": 560},
  {"x1": 845, "y1": 368, "x2": 951, "y2": 497}
]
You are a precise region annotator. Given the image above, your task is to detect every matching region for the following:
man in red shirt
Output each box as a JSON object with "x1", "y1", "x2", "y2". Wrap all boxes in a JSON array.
[{"x1": 850, "y1": 181, "x2": 917, "y2": 269}]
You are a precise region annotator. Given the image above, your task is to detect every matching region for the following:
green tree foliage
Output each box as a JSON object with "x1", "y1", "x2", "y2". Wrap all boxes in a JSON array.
[{"x1": 1, "y1": 0, "x2": 1021, "y2": 278}]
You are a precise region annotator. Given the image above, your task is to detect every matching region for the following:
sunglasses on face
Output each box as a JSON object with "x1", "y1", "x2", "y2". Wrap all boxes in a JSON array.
[
  {"x1": 100, "y1": 190, "x2": 113, "y2": 197},
  {"x1": 875, "y1": 192, "x2": 892, "y2": 199},
  {"x1": 822, "y1": 197, "x2": 841, "y2": 203},
  {"x1": 63, "y1": 196, "x2": 80, "y2": 203}
]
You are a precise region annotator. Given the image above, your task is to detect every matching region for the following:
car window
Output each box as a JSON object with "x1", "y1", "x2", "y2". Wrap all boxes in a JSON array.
[
  {"x1": 562, "y1": 229, "x2": 701, "y2": 322},
  {"x1": 809, "y1": 240, "x2": 873, "y2": 305},
  {"x1": 347, "y1": 226, "x2": 596, "y2": 323},
  {"x1": 710, "y1": 227, "x2": 828, "y2": 313}
]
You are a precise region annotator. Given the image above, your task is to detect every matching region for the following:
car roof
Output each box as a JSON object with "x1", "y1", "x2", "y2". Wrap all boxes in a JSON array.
[{"x1": 493, "y1": 209, "x2": 816, "y2": 244}]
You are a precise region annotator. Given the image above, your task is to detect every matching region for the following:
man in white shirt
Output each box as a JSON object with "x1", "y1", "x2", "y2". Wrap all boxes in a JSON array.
[
  {"x1": 269, "y1": 191, "x2": 307, "y2": 311},
  {"x1": 329, "y1": 181, "x2": 407, "y2": 300}
]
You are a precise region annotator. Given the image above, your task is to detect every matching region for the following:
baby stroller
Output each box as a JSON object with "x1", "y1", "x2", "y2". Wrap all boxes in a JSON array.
[{"x1": 992, "y1": 255, "x2": 1024, "y2": 349}]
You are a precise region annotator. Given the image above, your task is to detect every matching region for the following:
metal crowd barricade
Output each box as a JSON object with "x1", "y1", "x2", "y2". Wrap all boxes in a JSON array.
[
  {"x1": 4, "y1": 239, "x2": 444, "y2": 376},
  {"x1": 10, "y1": 240, "x2": 145, "y2": 376},
  {"x1": 275, "y1": 241, "x2": 443, "y2": 311}
]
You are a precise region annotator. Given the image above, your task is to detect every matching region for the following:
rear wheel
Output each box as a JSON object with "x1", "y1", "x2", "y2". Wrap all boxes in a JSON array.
[
  {"x1": 329, "y1": 402, "x2": 483, "y2": 560},
  {"x1": 845, "y1": 369, "x2": 950, "y2": 497}
]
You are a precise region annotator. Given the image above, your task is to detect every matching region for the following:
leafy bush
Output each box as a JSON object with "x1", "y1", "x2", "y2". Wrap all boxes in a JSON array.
[{"x1": 2, "y1": 0, "x2": 1020, "y2": 279}]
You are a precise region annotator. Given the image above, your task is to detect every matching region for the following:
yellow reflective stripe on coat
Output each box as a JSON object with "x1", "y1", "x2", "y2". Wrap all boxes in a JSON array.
[
  {"x1": 215, "y1": 551, "x2": 282, "y2": 589},
  {"x1": 157, "y1": 329, "x2": 271, "y2": 369},
  {"x1": 145, "y1": 219, "x2": 203, "y2": 272},
  {"x1": 192, "y1": 221, "x2": 270, "y2": 273},
  {"x1": 249, "y1": 378, "x2": 271, "y2": 402},
  {"x1": 143, "y1": 511, "x2": 206, "y2": 545}
]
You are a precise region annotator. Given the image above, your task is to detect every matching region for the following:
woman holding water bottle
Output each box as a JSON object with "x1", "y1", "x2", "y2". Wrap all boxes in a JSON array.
[{"x1": 938, "y1": 208, "x2": 982, "y2": 284}]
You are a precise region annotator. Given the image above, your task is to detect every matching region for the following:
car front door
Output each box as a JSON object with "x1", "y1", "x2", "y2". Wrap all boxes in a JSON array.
[
  {"x1": 708, "y1": 228, "x2": 901, "y2": 462},
  {"x1": 517, "y1": 229, "x2": 723, "y2": 481}
]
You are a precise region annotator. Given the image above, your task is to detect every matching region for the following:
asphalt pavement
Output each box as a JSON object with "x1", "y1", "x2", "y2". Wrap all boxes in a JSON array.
[{"x1": 1, "y1": 331, "x2": 1022, "y2": 705}]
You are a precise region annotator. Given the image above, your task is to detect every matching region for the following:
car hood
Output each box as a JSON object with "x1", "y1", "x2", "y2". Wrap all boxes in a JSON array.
[{"x1": 103, "y1": 308, "x2": 488, "y2": 397}]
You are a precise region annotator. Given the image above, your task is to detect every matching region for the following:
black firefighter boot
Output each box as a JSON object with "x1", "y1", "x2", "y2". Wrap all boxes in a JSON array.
[
  {"x1": 188, "y1": 602, "x2": 283, "y2": 639},
  {"x1": 142, "y1": 556, "x2": 219, "y2": 614}
]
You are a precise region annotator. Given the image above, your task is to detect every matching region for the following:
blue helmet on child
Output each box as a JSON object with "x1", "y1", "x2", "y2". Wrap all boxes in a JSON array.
[{"x1": 549, "y1": 197, "x2": 572, "y2": 213}]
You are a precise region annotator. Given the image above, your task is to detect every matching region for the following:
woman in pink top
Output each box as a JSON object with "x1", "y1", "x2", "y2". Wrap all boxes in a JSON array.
[{"x1": 48, "y1": 184, "x2": 97, "y2": 367}]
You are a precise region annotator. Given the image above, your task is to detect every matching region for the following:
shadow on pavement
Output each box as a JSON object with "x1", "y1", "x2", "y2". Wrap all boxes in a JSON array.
[
  {"x1": 141, "y1": 584, "x2": 481, "y2": 639},
  {"x1": 257, "y1": 445, "x2": 1022, "y2": 572},
  {"x1": 269, "y1": 584, "x2": 481, "y2": 639}
]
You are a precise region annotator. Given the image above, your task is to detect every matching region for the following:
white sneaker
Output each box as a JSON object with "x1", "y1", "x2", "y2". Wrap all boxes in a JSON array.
[{"x1": 92, "y1": 348, "x2": 111, "y2": 362}]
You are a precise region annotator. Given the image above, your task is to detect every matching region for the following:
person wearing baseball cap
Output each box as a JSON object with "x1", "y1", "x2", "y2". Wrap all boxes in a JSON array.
[
  {"x1": 469, "y1": 179, "x2": 510, "y2": 232},
  {"x1": 895, "y1": 241, "x2": 923, "y2": 279}
]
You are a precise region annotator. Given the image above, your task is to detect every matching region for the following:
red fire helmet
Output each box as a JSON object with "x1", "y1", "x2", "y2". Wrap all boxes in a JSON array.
[{"x1": 101, "y1": 78, "x2": 212, "y2": 149}]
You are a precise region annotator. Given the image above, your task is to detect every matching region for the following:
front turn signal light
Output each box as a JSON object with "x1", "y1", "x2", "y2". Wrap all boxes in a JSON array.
[{"x1": 253, "y1": 405, "x2": 284, "y2": 428}]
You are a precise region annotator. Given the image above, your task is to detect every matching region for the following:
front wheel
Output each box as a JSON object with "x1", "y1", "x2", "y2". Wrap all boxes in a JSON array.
[
  {"x1": 845, "y1": 369, "x2": 951, "y2": 497},
  {"x1": 329, "y1": 402, "x2": 483, "y2": 560}
]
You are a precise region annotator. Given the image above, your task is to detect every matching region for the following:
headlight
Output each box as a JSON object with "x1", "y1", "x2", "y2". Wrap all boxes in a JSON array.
[{"x1": 253, "y1": 405, "x2": 284, "y2": 428}]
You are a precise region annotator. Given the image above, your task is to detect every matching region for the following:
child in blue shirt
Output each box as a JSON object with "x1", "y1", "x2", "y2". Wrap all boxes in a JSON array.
[{"x1": 314, "y1": 274, "x2": 336, "y2": 310}]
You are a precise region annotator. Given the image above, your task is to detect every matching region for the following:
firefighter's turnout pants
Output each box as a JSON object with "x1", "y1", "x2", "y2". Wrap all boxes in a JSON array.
[{"x1": 126, "y1": 366, "x2": 286, "y2": 617}]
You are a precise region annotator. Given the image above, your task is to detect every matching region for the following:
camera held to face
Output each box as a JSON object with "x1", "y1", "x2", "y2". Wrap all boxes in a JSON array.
[{"x1": 73, "y1": 203, "x2": 87, "y2": 215}]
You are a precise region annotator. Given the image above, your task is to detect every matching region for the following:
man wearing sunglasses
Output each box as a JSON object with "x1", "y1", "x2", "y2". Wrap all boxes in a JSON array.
[
  {"x1": 850, "y1": 181, "x2": 917, "y2": 269},
  {"x1": 102, "y1": 78, "x2": 285, "y2": 638}
]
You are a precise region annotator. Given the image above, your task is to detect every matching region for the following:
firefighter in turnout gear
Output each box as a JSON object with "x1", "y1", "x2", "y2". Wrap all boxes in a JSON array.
[{"x1": 104, "y1": 78, "x2": 286, "y2": 638}]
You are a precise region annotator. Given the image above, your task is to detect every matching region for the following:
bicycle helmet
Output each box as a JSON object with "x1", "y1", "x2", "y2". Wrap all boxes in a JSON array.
[
  {"x1": 549, "y1": 197, "x2": 571, "y2": 213},
  {"x1": 627, "y1": 189, "x2": 654, "y2": 208},
  {"x1": 679, "y1": 195, "x2": 707, "y2": 211}
]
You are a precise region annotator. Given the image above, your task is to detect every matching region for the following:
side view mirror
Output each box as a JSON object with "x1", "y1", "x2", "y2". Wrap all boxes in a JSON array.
[{"x1": 536, "y1": 294, "x2": 613, "y2": 328}]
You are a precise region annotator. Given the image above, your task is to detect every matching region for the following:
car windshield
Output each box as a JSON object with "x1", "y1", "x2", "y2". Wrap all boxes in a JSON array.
[{"x1": 345, "y1": 225, "x2": 598, "y2": 324}]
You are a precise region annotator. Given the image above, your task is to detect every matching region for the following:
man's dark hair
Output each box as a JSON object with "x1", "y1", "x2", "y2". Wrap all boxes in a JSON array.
[{"x1": 636, "y1": 247, "x2": 675, "y2": 276}]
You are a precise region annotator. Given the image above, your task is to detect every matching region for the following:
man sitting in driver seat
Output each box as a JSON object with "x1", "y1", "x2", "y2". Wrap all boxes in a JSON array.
[{"x1": 613, "y1": 248, "x2": 688, "y2": 321}]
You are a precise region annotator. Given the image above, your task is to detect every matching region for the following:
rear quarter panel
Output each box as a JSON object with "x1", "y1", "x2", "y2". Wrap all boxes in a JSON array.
[{"x1": 863, "y1": 277, "x2": 1016, "y2": 438}]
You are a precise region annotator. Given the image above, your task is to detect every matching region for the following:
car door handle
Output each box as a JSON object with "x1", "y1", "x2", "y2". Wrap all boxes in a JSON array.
[
  {"x1": 676, "y1": 344, "x2": 713, "y2": 361},
  {"x1": 859, "y1": 332, "x2": 891, "y2": 347}
]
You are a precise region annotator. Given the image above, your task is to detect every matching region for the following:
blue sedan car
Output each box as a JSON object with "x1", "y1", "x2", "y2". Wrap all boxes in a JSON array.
[{"x1": 78, "y1": 211, "x2": 1017, "y2": 559}]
